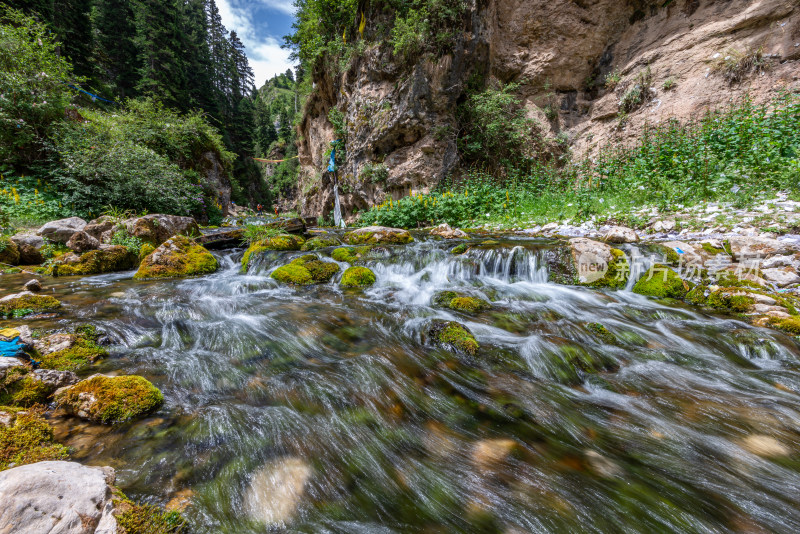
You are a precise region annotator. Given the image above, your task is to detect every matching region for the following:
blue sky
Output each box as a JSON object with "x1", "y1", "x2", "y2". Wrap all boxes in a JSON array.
[{"x1": 216, "y1": 0, "x2": 297, "y2": 87}]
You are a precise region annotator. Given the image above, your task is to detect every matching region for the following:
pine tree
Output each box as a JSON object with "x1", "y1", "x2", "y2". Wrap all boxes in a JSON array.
[{"x1": 92, "y1": 0, "x2": 139, "y2": 98}]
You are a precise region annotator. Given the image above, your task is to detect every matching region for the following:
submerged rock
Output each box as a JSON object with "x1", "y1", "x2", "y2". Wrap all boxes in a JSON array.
[
  {"x1": 0, "y1": 461, "x2": 116, "y2": 532},
  {"x1": 740, "y1": 434, "x2": 790, "y2": 458},
  {"x1": 0, "y1": 292, "x2": 61, "y2": 319},
  {"x1": 340, "y1": 266, "x2": 376, "y2": 288},
  {"x1": 244, "y1": 457, "x2": 313, "y2": 527},
  {"x1": 37, "y1": 217, "x2": 87, "y2": 244},
  {"x1": 471, "y1": 439, "x2": 518, "y2": 474},
  {"x1": 344, "y1": 226, "x2": 413, "y2": 245},
  {"x1": 47, "y1": 246, "x2": 138, "y2": 277},
  {"x1": 56, "y1": 374, "x2": 164, "y2": 424},
  {"x1": 427, "y1": 320, "x2": 479, "y2": 355},
  {"x1": 134, "y1": 235, "x2": 217, "y2": 280},
  {"x1": 23, "y1": 279, "x2": 42, "y2": 292}
]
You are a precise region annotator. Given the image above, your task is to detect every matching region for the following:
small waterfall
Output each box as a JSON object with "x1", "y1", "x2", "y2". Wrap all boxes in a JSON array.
[{"x1": 333, "y1": 184, "x2": 345, "y2": 228}]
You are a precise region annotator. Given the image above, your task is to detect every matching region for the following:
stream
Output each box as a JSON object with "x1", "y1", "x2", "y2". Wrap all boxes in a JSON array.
[{"x1": 6, "y1": 235, "x2": 800, "y2": 533}]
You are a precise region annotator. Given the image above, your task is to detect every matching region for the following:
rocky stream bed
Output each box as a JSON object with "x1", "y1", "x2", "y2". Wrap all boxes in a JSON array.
[{"x1": 2, "y1": 217, "x2": 800, "y2": 533}]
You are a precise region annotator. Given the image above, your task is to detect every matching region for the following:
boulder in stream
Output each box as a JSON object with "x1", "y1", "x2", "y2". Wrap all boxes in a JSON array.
[
  {"x1": 427, "y1": 320, "x2": 479, "y2": 355},
  {"x1": 66, "y1": 230, "x2": 100, "y2": 253},
  {"x1": 344, "y1": 226, "x2": 413, "y2": 245},
  {"x1": 340, "y1": 266, "x2": 377, "y2": 288},
  {"x1": 633, "y1": 268, "x2": 692, "y2": 299},
  {"x1": 10, "y1": 234, "x2": 44, "y2": 265},
  {"x1": 430, "y1": 223, "x2": 468, "y2": 239},
  {"x1": 568, "y1": 238, "x2": 628, "y2": 289},
  {"x1": 432, "y1": 291, "x2": 491, "y2": 314},
  {"x1": 301, "y1": 235, "x2": 341, "y2": 251},
  {"x1": 47, "y1": 246, "x2": 138, "y2": 277},
  {"x1": 134, "y1": 235, "x2": 218, "y2": 280},
  {"x1": 0, "y1": 237, "x2": 20, "y2": 266},
  {"x1": 271, "y1": 255, "x2": 340, "y2": 285},
  {"x1": 241, "y1": 235, "x2": 306, "y2": 271},
  {"x1": 121, "y1": 214, "x2": 201, "y2": 246},
  {"x1": 56, "y1": 374, "x2": 164, "y2": 424}
]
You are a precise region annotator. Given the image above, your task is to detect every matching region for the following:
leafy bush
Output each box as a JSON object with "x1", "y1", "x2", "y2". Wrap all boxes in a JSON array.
[
  {"x1": 0, "y1": 8, "x2": 75, "y2": 168},
  {"x1": 0, "y1": 175, "x2": 68, "y2": 223},
  {"x1": 360, "y1": 162, "x2": 389, "y2": 183},
  {"x1": 110, "y1": 230, "x2": 144, "y2": 256},
  {"x1": 458, "y1": 82, "x2": 544, "y2": 173}
]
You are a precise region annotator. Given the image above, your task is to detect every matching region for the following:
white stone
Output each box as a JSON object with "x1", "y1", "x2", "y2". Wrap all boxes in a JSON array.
[
  {"x1": 762, "y1": 255, "x2": 797, "y2": 269},
  {"x1": 603, "y1": 226, "x2": 639, "y2": 243},
  {"x1": 37, "y1": 217, "x2": 88, "y2": 244},
  {"x1": 0, "y1": 461, "x2": 118, "y2": 534},
  {"x1": 762, "y1": 268, "x2": 800, "y2": 287}
]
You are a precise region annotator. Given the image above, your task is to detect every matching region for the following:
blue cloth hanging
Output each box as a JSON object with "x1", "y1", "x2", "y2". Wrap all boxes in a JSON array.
[
  {"x1": 328, "y1": 146, "x2": 336, "y2": 173},
  {"x1": 0, "y1": 337, "x2": 23, "y2": 358}
]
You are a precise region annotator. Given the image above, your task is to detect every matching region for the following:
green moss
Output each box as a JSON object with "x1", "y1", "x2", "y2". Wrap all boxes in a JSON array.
[
  {"x1": 48, "y1": 246, "x2": 138, "y2": 277},
  {"x1": 770, "y1": 316, "x2": 800, "y2": 335},
  {"x1": 427, "y1": 320, "x2": 479, "y2": 355},
  {"x1": 0, "y1": 367, "x2": 50, "y2": 407},
  {"x1": 451, "y1": 244, "x2": 469, "y2": 255},
  {"x1": 685, "y1": 285, "x2": 708, "y2": 306},
  {"x1": 449, "y1": 296, "x2": 491, "y2": 314},
  {"x1": 340, "y1": 266, "x2": 376, "y2": 287},
  {"x1": 344, "y1": 230, "x2": 412, "y2": 245},
  {"x1": 271, "y1": 264, "x2": 313, "y2": 285},
  {"x1": 0, "y1": 238, "x2": 20, "y2": 266},
  {"x1": 700, "y1": 242, "x2": 725, "y2": 256},
  {"x1": 241, "y1": 234, "x2": 305, "y2": 271},
  {"x1": 134, "y1": 236, "x2": 218, "y2": 280},
  {"x1": 271, "y1": 256, "x2": 340, "y2": 285},
  {"x1": 0, "y1": 295, "x2": 61, "y2": 319},
  {"x1": 114, "y1": 492, "x2": 186, "y2": 534},
  {"x1": 715, "y1": 271, "x2": 762, "y2": 289},
  {"x1": 706, "y1": 289, "x2": 755, "y2": 313},
  {"x1": 633, "y1": 268, "x2": 691, "y2": 299},
  {"x1": 301, "y1": 236, "x2": 340, "y2": 251},
  {"x1": 139, "y1": 242, "x2": 155, "y2": 260},
  {"x1": 652, "y1": 244, "x2": 680, "y2": 264},
  {"x1": 0, "y1": 407, "x2": 68, "y2": 471},
  {"x1": 432, "y1": 291, "x2": 459, "y2": 308},
  {"x1": 481, "y1": 240, "x2": 500, "y2": 246},
  {"x1": 39, "y1": 337, "x2": 107, "y2": 372},
  {"x1": 56, "y1": 375, "x2": 164, "y2": 424},
  {"x1": 586, "y1": 322, "x2": 618, "y2": 345},
  {"x1": 304, "y1": 260, "x2": 340, "y2": 282},
  {"x1": 331, "y1": 246, "x2": 373, "y2": 263}
]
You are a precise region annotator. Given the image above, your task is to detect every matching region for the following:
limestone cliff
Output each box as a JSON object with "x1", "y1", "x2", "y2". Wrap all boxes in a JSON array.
[{"x1": 295, "y1": 0, "x2": 800, "y2": 221}]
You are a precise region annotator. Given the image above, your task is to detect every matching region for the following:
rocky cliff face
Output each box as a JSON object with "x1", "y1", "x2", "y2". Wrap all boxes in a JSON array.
[{"x1": 295, "y1": 0, "x2": 800, "y2": 221}]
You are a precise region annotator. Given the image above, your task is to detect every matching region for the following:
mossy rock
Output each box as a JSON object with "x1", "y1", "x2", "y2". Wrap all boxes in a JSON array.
[
  {"x1": 114, "y1": 491, "x2": 186, "y2": 533},
  {"x1": 241, "y1": 234, "x2": 305, "y2": 271},
  {"x1": 38, "y1": 332, "x2": 108, "y2": 372},
  {"x1": 47, "y1": 246, "x2": 138, "y2": 277},
  {"x1": 586, "y1": 322, "x2": 618, "y2": 345},
  {"x1": 56, "y1": 375, "x2": 164, "y2": 424},
  {"x1": 651, "y1": 244, "x2": 681, "y2": 265},
  {"x1": 0, "y1": 406, "x2": 69, "y2": 471},
  {"x1": 0, "y1": 238, "x2": 20, "y2": 266},
  {"x1": 546, "y1": 247, "x2": 579, "y2": 285},
  {"x1": 632, "y1": 268, "x2": 692, "y2": 299},
  {"x1": 301, "y1": 236, "x2": 340, "y2": 251},
  {"x1": 331, "y1": 246, "x2": 373, "y2": 263},
  {"x1": 0, "y1": 294, "x2": 61, "y2": 319},
  {"x1": 706, "y1": 289, "x2": 755, "y2": 313},
  {"x1": 340, "y1": 266, "x2": 376, "y2": 288},
  {"x1": 0, "y1": 368, "x2": 50, "y2": 407},
  {"x1": 769, "y1": 316, "x2": 800, "y2": 336},
  {"x1": 451, "y1": 244, "x2": 469, "y2": 255},
  {"x1": 431, "y1": 291, "x2": 491, "y2": 314},
  {"x1": 138, "y1": 243, "x2": 155, "y2": 261},
  {"x1": 343, "y1": 226, "x2": 413, "y2": 245},
  {"x1": 134, "y1": 235, "x2": 218, "y2": 280},
  {"x1": 589, "y1": 248, "x2": 628, "y2": 290},
  {"x1": 427, "y1": 320, "x2": 479, "y2": 356},
  {"x1": 271, "y1": 255, "x2": 340, "y2": 285}
]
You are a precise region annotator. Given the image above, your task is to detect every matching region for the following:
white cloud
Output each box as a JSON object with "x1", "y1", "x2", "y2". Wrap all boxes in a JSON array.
[
  {"x1": 256, "y1": 0, "x2": 296, "y2": 15},
  {"x1": 216, "y1": 0, "x2": 296, "y2": 85}
]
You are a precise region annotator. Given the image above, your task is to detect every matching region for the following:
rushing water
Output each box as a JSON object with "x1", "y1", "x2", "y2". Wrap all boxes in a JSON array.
[{"x1": 6, "y1": 236, "x2": 800, "y2": 533}]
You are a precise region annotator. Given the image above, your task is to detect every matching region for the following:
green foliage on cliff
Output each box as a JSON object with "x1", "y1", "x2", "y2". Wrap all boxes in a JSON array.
[{"x1": 360, "y1": 94, "x2": 800, "y2": 227}]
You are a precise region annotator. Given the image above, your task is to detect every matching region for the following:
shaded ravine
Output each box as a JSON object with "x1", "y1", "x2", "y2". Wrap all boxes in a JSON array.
[{"x1": 8, "y1": 236, "x2": 800, "y2": 533}]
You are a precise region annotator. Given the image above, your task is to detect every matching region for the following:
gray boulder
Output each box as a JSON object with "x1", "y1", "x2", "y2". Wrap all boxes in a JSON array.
[
  {"x1": 11, "y1": 234, "x2": 44, "y2": 265},
  {"x1": 0, "y1": 461, "x2": 118, "y2": 534},
  {"x1": 66, "y1": 231, "x2": 101, "y2": 253},
  {"x1": 37, "y1": 217, "x2": 88, "y2": 244}
]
